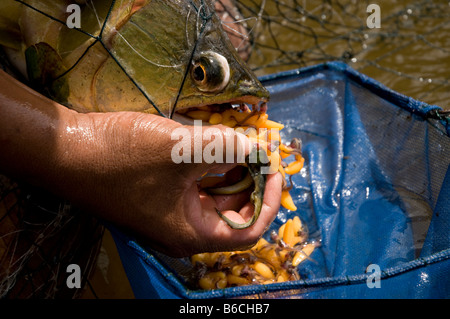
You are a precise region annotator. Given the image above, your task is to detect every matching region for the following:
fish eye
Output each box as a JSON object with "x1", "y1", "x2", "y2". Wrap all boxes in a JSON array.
[
  {"x1": 191, "y1": 51, "x2": 230, "y2": 93},
  {"x1": 193, "y1": 65, "x2": 206, "y2": 82}
]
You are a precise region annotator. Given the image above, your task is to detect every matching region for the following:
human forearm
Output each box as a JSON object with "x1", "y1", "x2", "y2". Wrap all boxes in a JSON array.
[
  {"x1": 0, "y1": 70, "x2": 77, "y2": 189},
  {"x1": 0, "y1": 69, "x2": 176, "y2": 215}
]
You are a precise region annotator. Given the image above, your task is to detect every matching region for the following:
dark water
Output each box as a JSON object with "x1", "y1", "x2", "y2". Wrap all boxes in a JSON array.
[{"x1": 241, "y1": 0, "x2": 450, "y2": 109}]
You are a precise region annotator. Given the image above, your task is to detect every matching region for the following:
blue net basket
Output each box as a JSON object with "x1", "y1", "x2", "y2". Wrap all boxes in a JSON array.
[{"x1": 109, "y1": 61, "x2": 450, "y2": 299}]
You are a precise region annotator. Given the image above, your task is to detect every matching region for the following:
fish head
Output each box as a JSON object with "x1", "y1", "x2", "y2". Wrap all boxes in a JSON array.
[
  {"x1": 108, "y1": 0, "x2": 269, "y2": 118},
  {"x1": 171, "y1": 1, "x2": 270, "y2": 114}
]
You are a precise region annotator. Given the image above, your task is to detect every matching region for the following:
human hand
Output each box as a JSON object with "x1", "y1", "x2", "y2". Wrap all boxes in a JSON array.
[
  {"x1": 75, "y1": 112, "x2": 282, "y2": 256},
  {"x1": 0, "y1": 70, "x2": 282, "y2": 257}
]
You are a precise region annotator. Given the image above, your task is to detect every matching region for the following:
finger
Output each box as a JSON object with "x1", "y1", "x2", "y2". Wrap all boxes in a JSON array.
[
  {"x1": 179, "y1": 124, "x2": 252, "y2": 177},
  {"x1": 202, "y1": 172, "x2": 283, "y2": 252},
  {"x1": 213, "y1": 189, "x2": 252, "y2": 212}
]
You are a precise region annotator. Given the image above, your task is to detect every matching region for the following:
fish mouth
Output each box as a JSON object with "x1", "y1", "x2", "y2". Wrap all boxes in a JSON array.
[{"x1": 171, "y1": 97, "x2": 268, "y2": 126}]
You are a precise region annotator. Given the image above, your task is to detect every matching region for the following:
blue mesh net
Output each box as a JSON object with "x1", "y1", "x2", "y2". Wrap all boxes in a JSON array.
[{"x1": 109, "y1": 61, "x2": 450, "y2": 299}]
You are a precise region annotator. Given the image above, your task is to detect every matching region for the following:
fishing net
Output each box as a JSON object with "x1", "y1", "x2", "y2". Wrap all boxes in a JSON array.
[
  {"x1": 111, "y1": 61, "x2": 450, "y2": 298},
  {"x1": 0, "y1": 175, "x2": 103, "y2": 298},
  {"x1": 0, "y1": 0, "x2": 449, "y2": 299}
]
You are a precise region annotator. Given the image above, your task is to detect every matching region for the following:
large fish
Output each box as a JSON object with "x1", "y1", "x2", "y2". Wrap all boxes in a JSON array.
[{"x1": 0, "y1": 0, "x2": 272, "y2": 229}]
